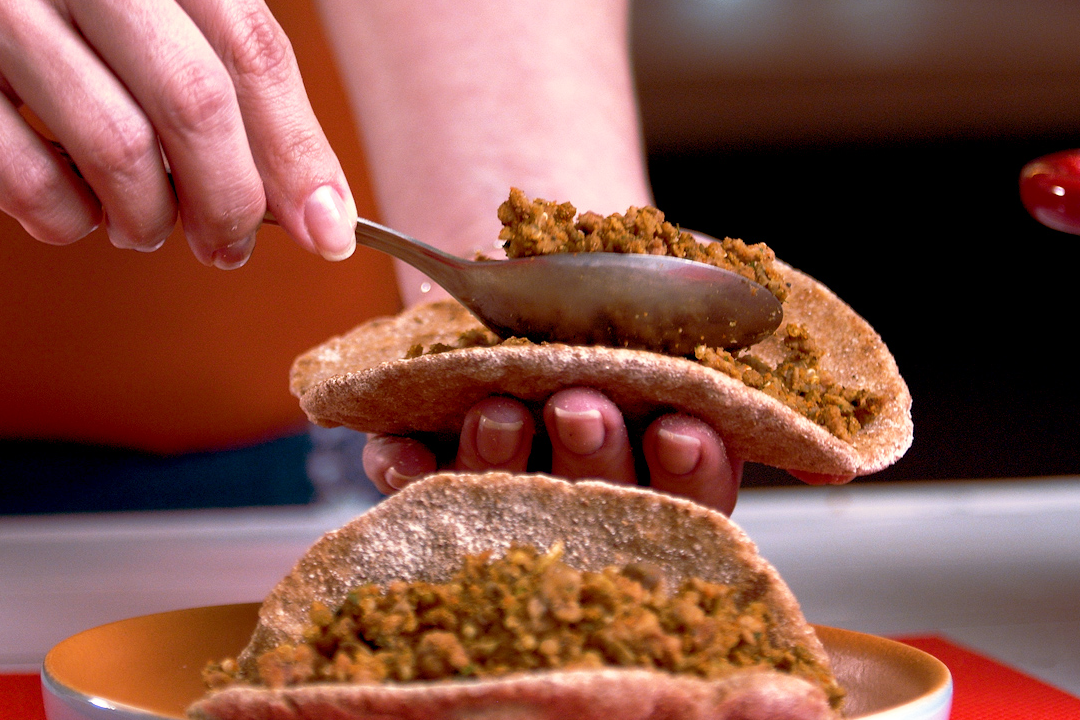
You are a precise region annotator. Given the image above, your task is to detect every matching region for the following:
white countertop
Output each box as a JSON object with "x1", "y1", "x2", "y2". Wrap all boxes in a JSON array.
[{"x1": 2, "y1": 476, "x2": 1077, "y2": 695}]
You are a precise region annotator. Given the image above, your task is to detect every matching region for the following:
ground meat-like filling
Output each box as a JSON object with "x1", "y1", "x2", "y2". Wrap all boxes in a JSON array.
[
  {"x1": 405, "y1": 190, "x2": 883, "y2": 442},
  {"x1": 696, "y1": 325, "x2": 884, "y2": 443},
  {"x1": 403, "y1": 328, "x2": 499, "y2": 359},
  {"x1": 204, "y1": 543, "x2": 843, "y2": 710},
  {"x1": 497, "y1": 187, "x2": 788, "y2": 304},
  {"x1": 409, "y1": 324, "x2": 881, "y2": 442}
]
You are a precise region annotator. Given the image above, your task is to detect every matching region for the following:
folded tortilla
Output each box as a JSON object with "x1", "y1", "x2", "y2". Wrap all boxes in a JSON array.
[
  {"x1": 289, "y1": 261, "x2": 911, "y2": 477},
  {"x1": 187, "y1": 472, "x2": 839, "y2": 720}
]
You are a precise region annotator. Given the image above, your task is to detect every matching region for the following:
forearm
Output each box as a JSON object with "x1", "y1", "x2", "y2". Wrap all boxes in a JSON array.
[{"x1": 314, "y1": 0, "x2": 652, "y2": 305}]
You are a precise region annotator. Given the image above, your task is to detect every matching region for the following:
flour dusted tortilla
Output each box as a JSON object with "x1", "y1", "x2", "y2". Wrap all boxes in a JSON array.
[
  {"x1": 290, "y1": 261, "x2": 911, "y2": 477},
  {"x1": 187, "y1": 473, "x2": 839, "y2": 720}
]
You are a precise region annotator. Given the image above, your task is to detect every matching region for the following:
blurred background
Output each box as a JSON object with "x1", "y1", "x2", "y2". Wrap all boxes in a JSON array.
[
  {"x1": 634, "y1": 0, "x2": 1080, "y2": 485},
  {"x1": 5, "y1": 0, "x2": 1079, "y2": 513},
  {"x1": 6, "y1": 3, "x2": 1077, "y2": 691}
]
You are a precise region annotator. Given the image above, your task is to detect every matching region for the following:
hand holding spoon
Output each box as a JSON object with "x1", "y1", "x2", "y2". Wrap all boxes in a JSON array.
[{"x1": 51, "y1": 142, "x2": 782, "y2": 354}]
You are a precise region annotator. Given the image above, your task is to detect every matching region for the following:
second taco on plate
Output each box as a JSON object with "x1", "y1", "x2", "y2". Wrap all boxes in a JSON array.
[{"x1": 188, "y1": 472, "x2": 843, "y2": 720}]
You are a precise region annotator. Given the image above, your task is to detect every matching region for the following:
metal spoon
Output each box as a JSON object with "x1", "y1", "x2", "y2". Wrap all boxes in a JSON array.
[{"x1": 333, "y1": 216, "x2": 783, "y2": 354}]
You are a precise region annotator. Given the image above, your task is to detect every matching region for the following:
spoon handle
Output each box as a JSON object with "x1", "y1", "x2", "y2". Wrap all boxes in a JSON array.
[
  {"x1": 262, "y1": 212, "x2": 474, "y2": 296},
  {"x1": 351, "y1": 217, "x2": 472, "y2": 294}
]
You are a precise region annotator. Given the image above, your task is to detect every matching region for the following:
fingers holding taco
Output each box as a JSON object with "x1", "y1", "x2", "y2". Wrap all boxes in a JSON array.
[{"x1": 361, "y1": 389, "x2": 743, "y2": 513}]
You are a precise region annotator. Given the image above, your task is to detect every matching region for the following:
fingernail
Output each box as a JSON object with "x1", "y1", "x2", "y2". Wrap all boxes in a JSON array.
[
  {"x1": 74, "y1": 220, "x2": 100, "y2": 241},
  {"x1": 104, "y1": 214, "x2": 168, "y2": 253},
  {"x1": 553, "y1": 406, "x2": 605, "y2": 455},
  {"x1": 477, "y1": 411, "x2": 525, "y2": 466},
  {"x1": 304, "y1": 185, "x2": 355, "y2": 261},
  {"x1": 656, "y1": 428, "x2": 702, "y2": 476},
  {"x1": 104, "y1": 216, "x2": 138, "y2": 251},
  {"x1": 135, "y1": 234, "x2": 167, "y2": 253},
  {"x1": 210, "y1": 232, "x2": 256, "y2": 269},
  {"x1": 384, "y1": 466, "x2": 423, "y2": 490}
]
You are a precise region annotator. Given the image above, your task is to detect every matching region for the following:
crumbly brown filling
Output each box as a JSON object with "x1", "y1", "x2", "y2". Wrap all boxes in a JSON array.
[
  {"x1": 204, "y1": 543, "x2": 843, "y2": 710},
  {"x1": 496, "y1": 187, "x2": 788, "y2": 303},
  {"x1": 404, "y1": 328, "x2": 499, "y2": 359},
  {"x1": 695, "y1": 325, "x2": 884, "y2": 443},
  {"x1": 403, "y1": 189, "x2": 883, "y2": 442},
  {"x1": 409, "y1": 326, "x2": 879, "y2": 442}
]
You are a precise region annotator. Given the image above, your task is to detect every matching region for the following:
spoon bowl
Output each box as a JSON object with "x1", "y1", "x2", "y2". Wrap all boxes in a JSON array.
[{"x1": 350, "y1": 217, "x2": 783, "y2": 354}]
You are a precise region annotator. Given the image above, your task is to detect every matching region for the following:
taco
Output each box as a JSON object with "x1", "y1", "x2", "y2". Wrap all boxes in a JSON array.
[
  {"x1": 187, "y1": 472, "x2": 842, "y2": 720},
  {"x1": 289, "y1": 191, "x2": 911, "y2": 477}
]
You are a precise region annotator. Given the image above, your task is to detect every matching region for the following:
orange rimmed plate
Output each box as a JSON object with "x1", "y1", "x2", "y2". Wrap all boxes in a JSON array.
[{"x1": 41, "y1": 603, "x2": 951, "y2": 720}]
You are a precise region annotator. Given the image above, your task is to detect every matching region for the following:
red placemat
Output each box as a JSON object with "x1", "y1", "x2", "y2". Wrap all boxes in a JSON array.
[
  {"x1": 897, "y1": 635, "x2": 1080, "y2": 720},
  {"x1": 5, "y1": 637, "x2": 1078, "y2": 719},
  {"x1": 0, "y1": 673, "x2": 47, "y2": 720}
]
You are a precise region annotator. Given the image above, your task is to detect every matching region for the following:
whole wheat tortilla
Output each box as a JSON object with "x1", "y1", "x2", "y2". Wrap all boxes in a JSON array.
[
  {"x1": 290, "y1": 262, "x2": 911, "y2": 476},
  {"x1": 187, "y1": 472, "x2": 837, "y2": 720}
]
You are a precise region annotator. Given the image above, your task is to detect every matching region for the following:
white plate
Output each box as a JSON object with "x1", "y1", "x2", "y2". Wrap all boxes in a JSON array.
[{"x1": 42, "y1": 603, "x2": 951, "y2": 720}]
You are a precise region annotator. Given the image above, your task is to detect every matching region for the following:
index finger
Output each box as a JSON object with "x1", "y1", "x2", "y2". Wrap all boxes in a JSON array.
[
  {"x1": 182, "y1": 0, "x2": 357, "y2": 260},
  {"x1": 68, "y1": 0, "x2": 266, "y2": 266}
]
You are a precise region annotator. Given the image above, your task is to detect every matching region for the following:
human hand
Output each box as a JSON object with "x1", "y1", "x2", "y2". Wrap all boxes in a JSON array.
[
  {"x1": 0, "y1": 0, "x2": 356, "y2": 267},
  {"x1": 363, "y1": 388, "x2": 856, "y2": 515},
  {"x1": 363, "y1": 387, "x2": 745, "y2": 515}
]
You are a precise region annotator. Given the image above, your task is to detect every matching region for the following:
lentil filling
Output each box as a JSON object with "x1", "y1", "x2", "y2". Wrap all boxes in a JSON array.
[
  {"x1": 496, "y1": 187, "x2": 789, "y2": 303},
  {"x1": 204, "y1": 543, "x2": 843, "y2": 710},
  {"x1": 406, "y1": 189, "x2": 884, "y2": 442}
]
